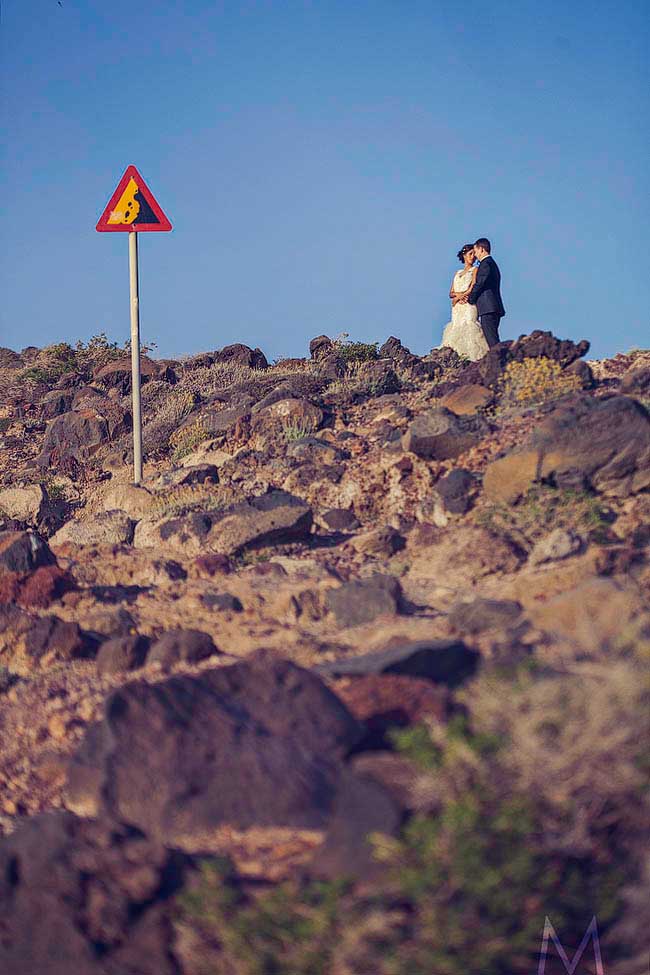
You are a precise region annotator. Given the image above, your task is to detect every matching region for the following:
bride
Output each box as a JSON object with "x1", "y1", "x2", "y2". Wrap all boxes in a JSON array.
[{"x1": 440, "y1": 244, "x2": 489, "y2": 360}]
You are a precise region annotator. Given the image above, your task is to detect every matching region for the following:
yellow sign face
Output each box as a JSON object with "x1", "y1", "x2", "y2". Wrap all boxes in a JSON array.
[{"x1": 107, "y1": 177, "x2": 140, "y2": 225}]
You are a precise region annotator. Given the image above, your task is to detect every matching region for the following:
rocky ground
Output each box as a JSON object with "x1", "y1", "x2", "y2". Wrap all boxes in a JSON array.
[{"x1": 0, "y1": 332, "x2": 648, "y2": 974}]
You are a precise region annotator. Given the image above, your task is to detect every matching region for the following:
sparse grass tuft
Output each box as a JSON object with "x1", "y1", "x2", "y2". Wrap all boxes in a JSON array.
[
  {"x1": 169, "y1": 418, "x2": 211, "y2": 461},
  {"x1": 475, "y1": 485, "x2": 613, "y2": 550}
]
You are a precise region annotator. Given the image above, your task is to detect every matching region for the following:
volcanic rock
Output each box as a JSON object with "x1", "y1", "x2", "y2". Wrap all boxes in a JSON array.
[
  {"x1": 402, "y1": 407, "x2": 487, "y2": 460},
  {"x1": 65, "y1": 654, "x2": 363, "y2": 840},
  {"x1": 484, "y1": 394, "x2": 650, "y2": 502},
  {"x1": 95, "y1": 634, "x2": 150, "y2": 675},
  {"x1": 146, "y1": 628, "x2": 219, "y2": 669},
  {"x1": 0, "y1": 812, "x2": 189, "y2": 975},
  {"x1": 316, "y1": 639, "x2": 479, "y2": 688},
  {"x1": 324, "y1": 574, "x2": 403, "y2": 628}
]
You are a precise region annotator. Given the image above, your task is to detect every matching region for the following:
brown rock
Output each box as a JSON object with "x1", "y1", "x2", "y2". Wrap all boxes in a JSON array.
[
  {"x1": 402, "y1": 407, "x2": 488, "y2": 459},
  {"x1": 96, "y1": 634, "x2": 150, "y2": 675},
  {"x1": 0, "y1": 812, "x2": 189, "y2": 975},
  {"x1": 484, "y1": 394, "x2": 650, "y2": 503},
  {"x1": 94, "y1": 355, "x2": 160, "y2": 393},
  {"x1": 66, "y1": 654, "x2": 363, "y2": 841},
  {"x1": 440, "y1": 384, "x2": 493, "y2": 415},
  {"x1": 335, "y1": 673, "x2": 449, "y2": 734}
]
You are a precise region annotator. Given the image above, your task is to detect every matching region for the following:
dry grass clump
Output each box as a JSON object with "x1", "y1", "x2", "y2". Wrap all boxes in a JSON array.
[
  {"x1": 498, "y1": 356, "x2": 582, "y2": 409},
  {"x1": 150, "y1": 483, "x2": 235, "y2": 520},
  {"x1": 327, "y1": 361, "x2": 399, "y2": 400},
  {"x1": 142, "y1": 384, "x2": 199, "y2": 456},
  {"x1": 475, "y1": 484, "x2": 613, "y2": 550},
  {"x1": 169, "y1": 418, "x2": 211, "y2": 461}
]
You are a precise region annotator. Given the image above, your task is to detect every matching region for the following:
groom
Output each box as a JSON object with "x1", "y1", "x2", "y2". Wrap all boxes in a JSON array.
[{"x1": 466, "y1": 238, "x2": 505, "y2": 347}]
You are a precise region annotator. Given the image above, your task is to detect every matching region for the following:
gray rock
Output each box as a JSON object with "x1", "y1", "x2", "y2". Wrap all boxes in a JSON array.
[
  {"x1": 320, "y1": 507, "x2": 360, "y2": 532},
  {"x1": 146, "y1": 628, "x2": 218, "y2": 669},
  {"x1": 200, "y1": 592, "x2": 243, "y2": 612},
  {"x1": 96, "y1": 634, "x2": 150, "y2": 675},
  {"x1": 324, "y1": 574, "x2": 402, "y2": 628},
  {"x1": 435, "y1": 468, "x2": 475, "y2": 514},
  {"x1": 315, "y1": 638, "x2": 480, "y2": 688},
  {"x1": 402, "y1": 407, "x2": 487, "y2": 460},
  {"x1": 309, "y1": 768, "x2": 402, "y2": 882},
  {"x1": 51, "y1": 510, "x2": 134, "y2": 548},
  {"x1": 137, "y1": 489, "x2": 312, "y2": 557},
  {"x1": 529, "y1": 528, "x2": 581, "y2": 565},
  {"x1": 448, "y1": 597, "x2": 523, "y2": 634}
]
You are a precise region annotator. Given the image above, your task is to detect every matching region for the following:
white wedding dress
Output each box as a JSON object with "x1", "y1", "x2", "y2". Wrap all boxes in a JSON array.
[{"x1": 440, "y1": 267, "x2": 489, "y2": 360}]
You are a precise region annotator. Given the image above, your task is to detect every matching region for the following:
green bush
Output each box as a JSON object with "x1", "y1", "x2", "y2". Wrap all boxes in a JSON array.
[{"x1": 333, "y1": 332, "x2": 379, "y2": 363}]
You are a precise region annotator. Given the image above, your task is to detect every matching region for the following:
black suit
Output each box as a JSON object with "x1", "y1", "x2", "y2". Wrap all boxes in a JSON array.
[{"x1": 467, "y1": 255, "x2": 505, "y2": 347}]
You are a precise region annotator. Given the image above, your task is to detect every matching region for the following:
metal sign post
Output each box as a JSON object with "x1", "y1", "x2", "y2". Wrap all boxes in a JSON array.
[
  {"x1": 129, "y1": 231, "x2": 143, "y2": 484},
  {"x1": 96, "y1": 165, "x2": 172, "y2": 485}
]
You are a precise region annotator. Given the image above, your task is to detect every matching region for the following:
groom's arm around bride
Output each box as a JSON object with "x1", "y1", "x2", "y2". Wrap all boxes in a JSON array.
[{"x1": 467, "y1": 238, "x2": 505, "y2": 348}]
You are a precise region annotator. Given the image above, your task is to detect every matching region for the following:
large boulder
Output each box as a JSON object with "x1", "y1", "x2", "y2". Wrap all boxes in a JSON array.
[
  {"x1": 402, "y1": 407, "x2": 488, "y2": 460},
  {"x1": 41, "y1": 388, "x2": 75, "y2": 419},
  {"x1": 484, "y1": 394, "x2": 650, "y2": 502},
  {"x1": 93, "y1": 356, "x2": 160, "y2": 394},
  {"x1": 462, "y1": 330, "x2": 590, "y2": 388},
  {"x1": 65, "y1": 654, "x2": 363, "y2": 841},
  {"x1": 134, "y1": 489, "x2": 312, "y2": 556},
  {"x1": 100, "y1": 483, "x2": 156, "y2": 519},
  {"x1": 309, "y1": 335, "x2": 334, "y2": 359},
  {"x1": 0, "y1": 812, "x2": 189, "y2": 975},
  {"x1": 38, "y1": 407, "x2": 130, "y2": 468}
]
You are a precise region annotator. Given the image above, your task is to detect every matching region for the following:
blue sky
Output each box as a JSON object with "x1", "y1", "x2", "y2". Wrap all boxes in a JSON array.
[{"x1": 1, "y1": 0, "x2": 648, "y2": 361}]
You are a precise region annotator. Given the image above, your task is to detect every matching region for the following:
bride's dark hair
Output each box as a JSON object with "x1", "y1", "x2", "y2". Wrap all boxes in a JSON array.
[{"x1": 457, "y1": 243, "x2": 474, "y2": 263}]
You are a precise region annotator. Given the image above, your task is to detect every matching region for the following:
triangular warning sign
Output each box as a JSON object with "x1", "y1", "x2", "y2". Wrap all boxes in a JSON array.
[{"x1": 96, "y1": 165, "x2": 172, "y2": 232}]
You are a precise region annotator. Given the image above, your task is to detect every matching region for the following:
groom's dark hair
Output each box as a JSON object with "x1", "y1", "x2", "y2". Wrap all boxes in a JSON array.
[{"x1": 474, "y1": 238, "x2": 491, "y2": 253}]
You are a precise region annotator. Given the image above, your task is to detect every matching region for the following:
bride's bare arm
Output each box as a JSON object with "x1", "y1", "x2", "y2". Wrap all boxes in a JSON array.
[{"x1": 456, "y1": 267, "x2": 478, "y2": 304}]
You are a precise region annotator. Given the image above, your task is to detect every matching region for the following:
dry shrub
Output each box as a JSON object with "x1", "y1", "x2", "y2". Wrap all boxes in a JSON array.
[
  {"x1": 150, "y1": 483, "x2": 236, "y2": 520},
  {"x1": 498, "y1": 356, "x2": 582, "y2": 409},
  {"x1": 142, "y1": 385, "x2": 199, "y2": 455},
  {"x1": 168, "y1": 418, "x2": 211, "y2": 461}
]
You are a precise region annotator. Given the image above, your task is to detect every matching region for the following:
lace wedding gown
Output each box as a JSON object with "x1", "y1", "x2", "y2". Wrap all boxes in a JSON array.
[{"x1": 440, "y1": 267, "x2": 489, "y2": 360}]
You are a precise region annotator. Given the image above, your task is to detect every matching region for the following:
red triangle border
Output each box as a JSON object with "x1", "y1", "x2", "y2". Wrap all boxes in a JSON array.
[{"x1": 96, "y1": 165, "x2": 172, "y2": 232}]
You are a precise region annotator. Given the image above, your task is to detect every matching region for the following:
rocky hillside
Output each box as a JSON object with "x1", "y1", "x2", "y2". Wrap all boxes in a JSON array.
[{"x1": 0, "y1": 331, "x2": 648, "y2": 975}]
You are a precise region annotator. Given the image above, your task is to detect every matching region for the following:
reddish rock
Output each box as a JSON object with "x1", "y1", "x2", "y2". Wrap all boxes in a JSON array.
[
  {"x1": 334, "y1": 673, "x2": 449, "y2": 737},
  {"x1": 16, "y1": 565, "x2": 75, "y2": 609}
]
